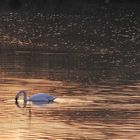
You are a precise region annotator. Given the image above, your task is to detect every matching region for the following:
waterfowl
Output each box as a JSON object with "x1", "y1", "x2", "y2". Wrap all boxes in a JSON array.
[{"x1": 15, "y1": 90, "x2": 56, "y2": 103}]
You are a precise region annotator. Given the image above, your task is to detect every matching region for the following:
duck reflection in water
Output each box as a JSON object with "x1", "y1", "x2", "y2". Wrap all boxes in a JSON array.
[{"x1": 15, "y1": 90, "x2": 56, "y2": 108}]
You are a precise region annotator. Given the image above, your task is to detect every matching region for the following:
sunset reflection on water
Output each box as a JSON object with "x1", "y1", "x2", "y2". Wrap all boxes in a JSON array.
[
  {"x1": 0, "y1": 76, "x2": 94, "y2": 140},
  {"x1": 0, "y1": 51, "x2": 139, "y2": 140}
]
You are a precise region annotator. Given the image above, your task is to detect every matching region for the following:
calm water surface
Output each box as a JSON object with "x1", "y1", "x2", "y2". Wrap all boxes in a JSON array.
[{"x1": 0, "y1": 51, "x2": 140, "y2": 140}]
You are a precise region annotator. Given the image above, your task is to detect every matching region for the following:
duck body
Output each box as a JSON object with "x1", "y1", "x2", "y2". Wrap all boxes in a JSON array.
[
  {"x1": 15, "y1": 91, "x2": 56, "y2": 103},
  {"x1": 29, "y1": 93, "x2": 56, "y2": 102}
]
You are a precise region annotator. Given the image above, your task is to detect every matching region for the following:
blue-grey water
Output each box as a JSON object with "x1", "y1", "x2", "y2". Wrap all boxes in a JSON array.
[{"x1": 0, "y1": 51, "x2": 139, "y2": 140}]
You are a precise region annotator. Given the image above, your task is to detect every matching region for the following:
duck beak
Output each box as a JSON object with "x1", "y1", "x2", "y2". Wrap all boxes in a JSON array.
[{"x1": 15, "y1": 97, "x2": 18, "y2": 101}]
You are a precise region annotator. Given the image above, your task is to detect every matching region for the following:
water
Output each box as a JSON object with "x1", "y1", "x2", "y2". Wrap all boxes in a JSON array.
[{"x1": 0, "y1": 50, "x2": 139, "y2": 140}]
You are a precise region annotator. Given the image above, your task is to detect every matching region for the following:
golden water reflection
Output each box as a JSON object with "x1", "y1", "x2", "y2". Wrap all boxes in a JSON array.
[{"x1": 0, "y1": 75, "x2": 139, "y2": 140}]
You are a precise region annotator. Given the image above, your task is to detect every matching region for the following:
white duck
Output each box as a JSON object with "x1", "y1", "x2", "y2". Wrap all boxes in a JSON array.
[{"x1": 15, "y1": 90, "x2": 56, "y2": 103}]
